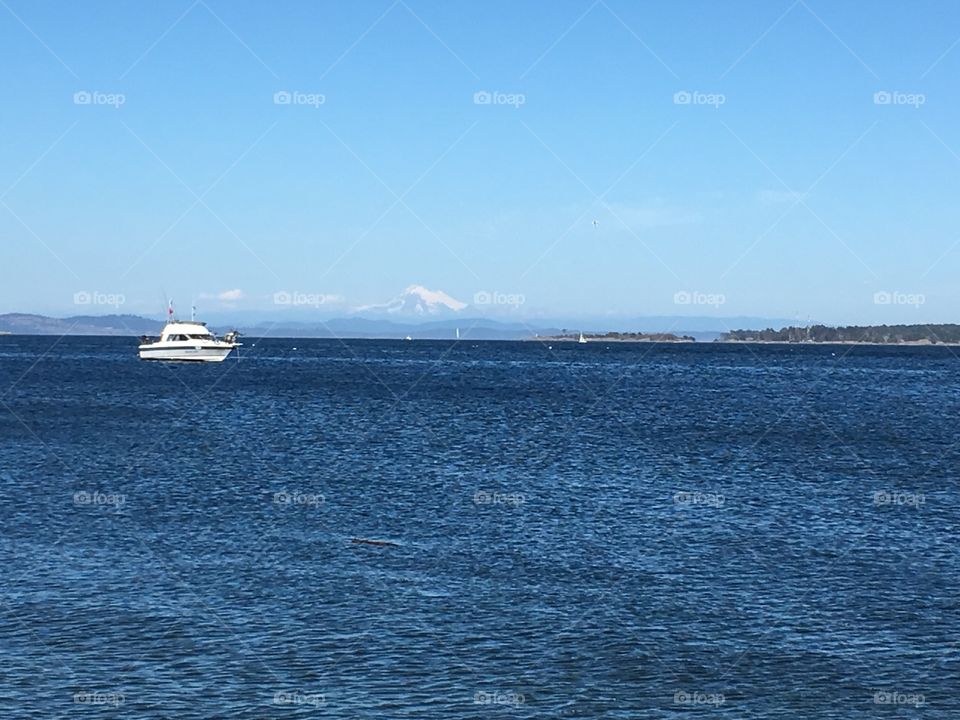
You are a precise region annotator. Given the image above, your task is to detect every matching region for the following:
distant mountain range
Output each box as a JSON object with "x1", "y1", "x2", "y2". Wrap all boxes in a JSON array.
[
  {"x1": 0, "y1": 284, "x2": 804, "y2": 340},
  {"x1": 0, "y1": 314, "x2": 162, "y2": 336},
  {"x1": 0, "y1": 312, "x2": 801, "y2": 341}
]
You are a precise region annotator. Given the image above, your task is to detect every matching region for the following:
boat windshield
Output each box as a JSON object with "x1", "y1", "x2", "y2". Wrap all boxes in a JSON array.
[{"x1": 164, "y1": 333, "x2": 209, "y2": 341}]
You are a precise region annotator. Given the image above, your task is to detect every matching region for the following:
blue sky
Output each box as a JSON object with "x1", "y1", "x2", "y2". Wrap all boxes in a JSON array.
[{"x1": 2, "y1": 0, "x2": 960, "y2": 324}]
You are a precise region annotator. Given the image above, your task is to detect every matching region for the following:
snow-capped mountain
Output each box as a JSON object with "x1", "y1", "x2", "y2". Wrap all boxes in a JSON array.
[{"x1": 356, "y1": 285, "x2": 467, "y2": 317}]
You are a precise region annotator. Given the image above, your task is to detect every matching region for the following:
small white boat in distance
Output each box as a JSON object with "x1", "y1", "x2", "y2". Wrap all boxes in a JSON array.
[
  {"x1": 578, "y1": 332, "x2": 588, "y2": 344},
  {"x1": 139, "y1": 321, "x2": 240, "y2": 362}
]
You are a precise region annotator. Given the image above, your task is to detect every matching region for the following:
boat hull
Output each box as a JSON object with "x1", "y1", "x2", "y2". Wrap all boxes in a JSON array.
[{"x1": 138, "y1": 344, "x2": 236, "y2": 362}]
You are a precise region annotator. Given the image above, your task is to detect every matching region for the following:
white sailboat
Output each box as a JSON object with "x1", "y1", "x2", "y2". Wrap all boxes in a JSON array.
[{"x1": 578, "y1": 332, "x2": 588, "y2": 344}]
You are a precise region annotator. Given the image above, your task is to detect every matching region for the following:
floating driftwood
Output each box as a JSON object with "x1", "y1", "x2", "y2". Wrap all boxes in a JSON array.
[{"x1": 350, "y1": 537, "x2": 399, "y2": 548}]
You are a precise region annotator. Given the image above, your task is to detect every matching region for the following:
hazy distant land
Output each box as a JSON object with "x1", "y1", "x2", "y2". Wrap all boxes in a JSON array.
[
  {"x1": 0, "y1": 313, "x2": 769, "y2": 341},
  {"x1": 537, "y1": 332, "x2": 696, "y2": 343},
  {"x1": 2, "y1": 314, "x2": 960, "y2": 345}
]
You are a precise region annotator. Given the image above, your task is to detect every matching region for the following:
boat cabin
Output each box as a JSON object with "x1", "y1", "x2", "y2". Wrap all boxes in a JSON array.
[{"x1": 159, "y1": 321, "x2": 213, "y2": 343}]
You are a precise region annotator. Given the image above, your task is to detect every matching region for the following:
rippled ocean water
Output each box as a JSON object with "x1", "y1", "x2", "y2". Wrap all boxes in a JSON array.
[{"x1": 0, "y1": 336, "x2": 957, "y2": 718}]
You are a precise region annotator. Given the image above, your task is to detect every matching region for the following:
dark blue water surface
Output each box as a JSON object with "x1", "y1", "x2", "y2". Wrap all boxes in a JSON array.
[{"x1": 0, "y1": 336, "x2": 958, "y2": 718}]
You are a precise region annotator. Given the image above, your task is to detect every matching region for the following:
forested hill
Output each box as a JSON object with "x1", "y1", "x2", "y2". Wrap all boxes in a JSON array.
[{"x1": 720, "y1": 324, "x2": 960, "y2": 344}]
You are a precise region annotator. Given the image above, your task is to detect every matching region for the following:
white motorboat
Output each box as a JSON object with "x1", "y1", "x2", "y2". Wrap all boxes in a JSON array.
[{"x1": 139, "y1": 320, "x2": 240, "y2": 362}]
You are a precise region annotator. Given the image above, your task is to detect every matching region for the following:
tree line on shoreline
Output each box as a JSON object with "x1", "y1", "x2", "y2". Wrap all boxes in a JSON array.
[{"x1": 719, "y1": 324, "x2": 960, "y2": 344}]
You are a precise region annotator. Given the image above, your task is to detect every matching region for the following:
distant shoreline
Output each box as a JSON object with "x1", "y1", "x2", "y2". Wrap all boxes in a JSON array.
[
  {"x1": 533, "y1": 338, "x2": 959, "y2": 346},
  {"x1": 717, "y1": 339, "x2": 960, "y2": 346},
  {"x1": 719, "y1": 323, "x2": 960, "y2": 345},
  {"x1": 1, "y1": 332, "x2": 959, "y2": 346},
  {"x1": 533, "y1": 338, "x2": 695, "y2": 343},
  {"x1": 535, "y1": 333, "x2": 696, "y2": 343}
]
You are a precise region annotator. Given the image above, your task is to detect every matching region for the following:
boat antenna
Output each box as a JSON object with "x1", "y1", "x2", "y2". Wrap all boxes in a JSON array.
[
  {"x1": 191, "y1": 300, "x2": 196, "y2": 322},
  {"x1": 168, "y1": 299, "x2": 175, "y2": 323}
]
